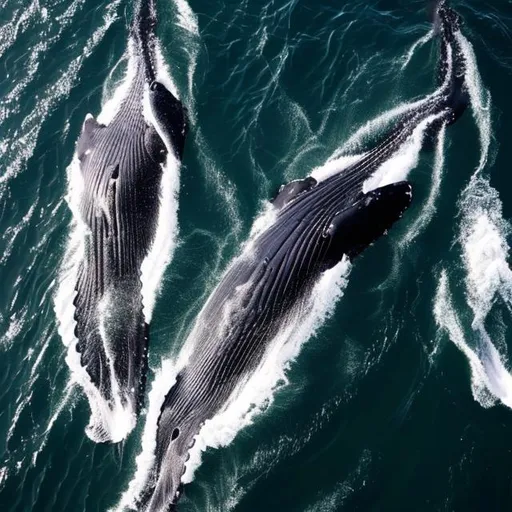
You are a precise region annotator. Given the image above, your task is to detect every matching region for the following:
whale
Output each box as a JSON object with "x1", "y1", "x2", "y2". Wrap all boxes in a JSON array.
[
  {"x1": 139, "y1": 3, "x2": 468, "y2": 510},
  {"x1": 68, "y1": 0, "x2": 188, "y2": 442}
]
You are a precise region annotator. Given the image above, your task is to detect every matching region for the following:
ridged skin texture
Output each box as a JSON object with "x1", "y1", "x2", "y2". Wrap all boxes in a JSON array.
[{"x1": 73, "y1": 0, "x2": 188, "y2": 427}]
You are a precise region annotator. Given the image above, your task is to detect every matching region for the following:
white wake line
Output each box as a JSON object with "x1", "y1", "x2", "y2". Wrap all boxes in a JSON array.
[
  {"x1": 434, "y1": 270, "x2": 512, "y2": 409},
  {"x1": 432, "y1": 27, "x2": 512, "y2": 411},
  {"x1": 401, "y1": 29, "x2": 434, "y2": 70},
  {"x1": 456, "y1": 32, "x2": 492, "y2": 176},
  {"x1": 400, "y1": 122, "x2": 446, "y2": 247}
]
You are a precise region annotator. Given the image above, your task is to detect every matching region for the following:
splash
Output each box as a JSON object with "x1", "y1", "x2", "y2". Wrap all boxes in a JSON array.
[
  {"x1": 362, "y1": 112, "x2": 444, "y2": 193},
  {"x1": 433, "y1": 269, "x2": 511, "y2": 408},
  {"x1": 455, "y1": 32, "x2": 492, "y2": 174},
  {"x1": 173, "y1": 0, "x2": 199, "y2": 36}
]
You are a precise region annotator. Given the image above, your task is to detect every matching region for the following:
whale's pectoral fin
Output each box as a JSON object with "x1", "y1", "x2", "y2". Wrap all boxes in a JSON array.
[
  {"x1": 273, "y1": 177, "x2": 317, "y2": 209},
  {"x1": 148, "y1": 81, "x2": 188, "y2": 160},
  {"x1": 73, "y1": 247, "x2": 112, "y2": 399},
  {"x1": 77, "y1": 114, "x2": 105, "y2": 161},
  {"x1": 324, "y1": 181, "x2": 413, "y2": 265},
  {"x1": 144, "y1": 125, "x2": 167, "y2": 165}
]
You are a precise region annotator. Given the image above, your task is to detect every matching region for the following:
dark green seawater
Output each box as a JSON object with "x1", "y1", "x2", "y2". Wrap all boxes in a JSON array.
[{"x1": 2, "y1": 0, "x2": 512, "y2": 510}]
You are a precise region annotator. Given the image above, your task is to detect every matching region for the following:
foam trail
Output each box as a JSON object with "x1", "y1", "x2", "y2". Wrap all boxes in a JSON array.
[
  {"x1": 32, "y1": 383, "x2": 78, "y2": 466},
  {"x1": 436, "y1": 29, "x2": 512, "y2": 409},
  {"x1": 363, "y1": 113, "x2": 444, "y2": 193},
  {"x1": 311, "y1": 110, "x2": 444, "y2": 187},
  {"x1": 456, "y1": 32, "x2": 491, "y2": 174},
  {"x1": 173, "y1": 0, "x2": 199, "y2": 35},
  {"x1": 433, "y1": 270, "x2": 498, "y2": 408},
  {"x1": 55, "y1": 41, "x2": 182, "y2": 442},
  {"x1": 171, "y1": 0, "x2": 200, "y2": 120},
  {"x1": 456, "y1": 176, "x2": 512, "y2": 408},
  {"x1": 401, "y1": 29, "x2": 434, "y2": 70},
  {"x1": 401, "y1": 122, "x2": 446, "y2": 246}
]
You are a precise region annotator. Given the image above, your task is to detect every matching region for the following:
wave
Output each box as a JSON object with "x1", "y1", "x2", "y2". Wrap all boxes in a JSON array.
[
  {"x1": 400, "y1": 29, "x2": 433, "y2": 70},
  {"x1": 0, "y1": 0, "x2": 121, "y2": 197}
]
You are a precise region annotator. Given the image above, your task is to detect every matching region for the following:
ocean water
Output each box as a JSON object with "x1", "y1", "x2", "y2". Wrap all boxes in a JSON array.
[{"x1": 1, "y1": 0, "x2": 512, "y2": 511}]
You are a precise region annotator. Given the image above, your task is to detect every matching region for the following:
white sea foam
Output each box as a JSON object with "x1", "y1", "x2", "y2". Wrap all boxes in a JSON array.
[
  {"x1": 456, "y1": 32, "x2": 492, "y2": 174},
  {"x1": 0, "y1": 466, "x2": 7, "y2": 488},
  {"x1": 1, "y1": 307, "x2": 27, "y2": 349},
  {"x1": 363, "y1": 112, "x2": 444, "y2": 193},
  {"x1": 32, "y1": 383, "x2": 78, "y2": 467},
  {"x1": 434, "y1": 29, "x2": 512, "y2": 410},
  {"x1": 401, "y1": 122, "x2": 446, "y2": 246},
  {"x1": 310, "y1": 154, "x2": 366, "y2": 183},
  {"x1": 433, "y1": 270, "x2": 510, "y2": 408},
  {"x1": 0, "y1": 0, "x2": 40, "y2": 59},
  {"x1": 401, "y1": 30, "x2": 434, "y2": 70},
  {"x1": 55, "y1": 36, "x2": 183, "y2": 442},
  {"x1": 173, "y1": 0, "x2": 199, "y2": 36},
  {"x1": 450, "y1": 176, "x2": 512, "y2": 409}
]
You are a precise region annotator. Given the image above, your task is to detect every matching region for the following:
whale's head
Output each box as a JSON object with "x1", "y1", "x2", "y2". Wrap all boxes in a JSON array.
[{"x1": 149, "y1": 81, "x2": 189, "y2": 160}]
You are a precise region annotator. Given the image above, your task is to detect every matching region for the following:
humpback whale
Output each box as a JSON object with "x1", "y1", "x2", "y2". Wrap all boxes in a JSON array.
[
  {"x1": 67, "y1": 0, "x2": 188, "y2": 442},
  {"x1": 139, "y1": 3, "x2": 467, "y2": 510}
]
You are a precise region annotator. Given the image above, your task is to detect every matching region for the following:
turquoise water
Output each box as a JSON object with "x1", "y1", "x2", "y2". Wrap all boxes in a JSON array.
[{"x1": 1, "y1": 0, "x2": 512, "y2": 510}]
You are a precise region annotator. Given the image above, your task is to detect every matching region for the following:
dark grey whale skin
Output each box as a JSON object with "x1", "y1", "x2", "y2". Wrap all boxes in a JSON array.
[
  {"x1": 72, "y1": 0, "x2": 188, "y2": 428},
  {"x1": 141, "y1": 3, "x2": 468, "y2": 511}
]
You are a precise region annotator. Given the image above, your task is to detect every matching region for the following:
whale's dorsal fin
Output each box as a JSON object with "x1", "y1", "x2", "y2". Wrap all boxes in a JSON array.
[
  {"x1": 77, "y1": 114, "x2": 105, "y2": 161},
  {"x1": 273, "y1": 176, "x2": 317, "y2": 209}
]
